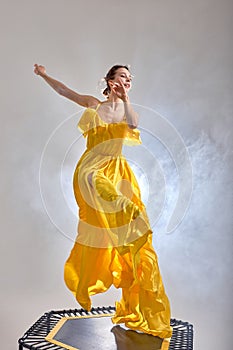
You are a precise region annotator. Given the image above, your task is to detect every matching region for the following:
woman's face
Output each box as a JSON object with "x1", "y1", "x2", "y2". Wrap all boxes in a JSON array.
[{"x1": 110, "y1": 67, "x2": 132, "y2": 92}]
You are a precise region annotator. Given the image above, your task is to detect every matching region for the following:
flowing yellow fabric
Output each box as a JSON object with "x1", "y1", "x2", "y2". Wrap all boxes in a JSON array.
[{"x1": 64, "y1": 105, "x2": 173, "y2": 338}]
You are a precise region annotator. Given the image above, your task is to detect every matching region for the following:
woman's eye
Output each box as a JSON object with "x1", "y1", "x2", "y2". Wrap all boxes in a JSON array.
[{"x1": 120, "y1": 74, "x2": 132, "y2": 81}]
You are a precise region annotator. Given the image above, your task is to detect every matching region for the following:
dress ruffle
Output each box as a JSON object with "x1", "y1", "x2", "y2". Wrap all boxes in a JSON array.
[{"x1": 78, "y1": 107, "x2": 142, "y2": 146}]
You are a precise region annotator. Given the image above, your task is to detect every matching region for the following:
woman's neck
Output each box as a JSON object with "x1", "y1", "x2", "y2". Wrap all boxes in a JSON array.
[{"x1": 105, "y1": 93, "x2": 123, "y2": 109}]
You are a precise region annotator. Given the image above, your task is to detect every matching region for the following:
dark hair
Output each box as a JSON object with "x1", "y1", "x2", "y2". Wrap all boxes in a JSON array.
[{"x1": 103, "y1": 64, "x2": 130, "y2": 97}]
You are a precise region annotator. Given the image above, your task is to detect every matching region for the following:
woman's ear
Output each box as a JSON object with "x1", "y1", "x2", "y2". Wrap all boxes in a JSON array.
[{"x1": 108, "y1": 80, "x2": 114, "y2": 89}]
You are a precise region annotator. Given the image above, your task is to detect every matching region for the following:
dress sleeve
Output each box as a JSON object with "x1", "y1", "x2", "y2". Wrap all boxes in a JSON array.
[
  {"x1": 77, "y1": 109, "x2": 92, "y2": 137},
  {"x1": 124, "y1": 126, "x2": 142, "y2": 146}
]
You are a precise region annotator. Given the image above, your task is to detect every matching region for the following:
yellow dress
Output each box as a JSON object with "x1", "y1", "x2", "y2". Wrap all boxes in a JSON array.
[{"x1": 64, "y1": 104, "x2": 173, "y2": 339}]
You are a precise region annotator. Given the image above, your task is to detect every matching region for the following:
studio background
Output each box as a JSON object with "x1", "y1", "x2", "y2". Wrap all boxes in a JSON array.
[{"x1": 1, "y1": 1, "x2": 232, "y2": 349}]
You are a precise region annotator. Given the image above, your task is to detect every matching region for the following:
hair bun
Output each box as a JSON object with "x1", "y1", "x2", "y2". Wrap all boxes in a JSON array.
[{"x1": 102, "y1": 87, "x2": 109, "y2": 96}]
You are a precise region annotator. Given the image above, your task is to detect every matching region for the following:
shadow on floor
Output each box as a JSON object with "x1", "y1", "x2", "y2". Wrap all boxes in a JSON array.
[{"x1": 111, "y1": 325, "x2": 163, "y2": 350}]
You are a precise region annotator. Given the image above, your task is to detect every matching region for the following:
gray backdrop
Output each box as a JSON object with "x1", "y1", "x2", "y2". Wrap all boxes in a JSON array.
[{"x1": 1, "y1": 1, "x2": 232, "y2": 349}]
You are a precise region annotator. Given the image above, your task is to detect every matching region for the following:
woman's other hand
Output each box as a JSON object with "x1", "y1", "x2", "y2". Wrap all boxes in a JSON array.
[{"x1": 111, "y1": 80, "x2": 129, "y2": 102}]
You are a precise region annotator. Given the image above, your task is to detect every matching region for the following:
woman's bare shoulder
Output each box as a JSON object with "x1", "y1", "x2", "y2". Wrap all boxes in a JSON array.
[{"x1": 86, "y1": 96, "x2": 101, "y2": 109}]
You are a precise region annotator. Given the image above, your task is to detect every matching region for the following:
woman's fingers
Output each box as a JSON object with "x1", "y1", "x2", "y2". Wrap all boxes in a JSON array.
[
  {"x1": 117, "y1": 78, "x2": 124, "y2": 87},
  {"x1": 111, "y1": 80, "x2": 128, "y2": 100}
]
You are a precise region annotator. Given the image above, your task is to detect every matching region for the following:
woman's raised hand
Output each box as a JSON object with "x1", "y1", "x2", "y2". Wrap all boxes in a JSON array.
[
  {"x1": 112, "y1": 79, "x2": 129, "y2": 102},
  {"x1": 34, "y1": 64, "x2": 46, "y2": 77}
]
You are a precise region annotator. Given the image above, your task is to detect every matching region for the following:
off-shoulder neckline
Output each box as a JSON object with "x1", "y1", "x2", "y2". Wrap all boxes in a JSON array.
[{"x1": 88, "y1": 103, "x2": 126, "y2": 125}]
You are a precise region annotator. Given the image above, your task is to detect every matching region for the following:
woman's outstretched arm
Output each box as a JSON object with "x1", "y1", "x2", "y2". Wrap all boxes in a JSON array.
[{"x1": 34, "y1": 64, "x2": 99, "y2": 108}]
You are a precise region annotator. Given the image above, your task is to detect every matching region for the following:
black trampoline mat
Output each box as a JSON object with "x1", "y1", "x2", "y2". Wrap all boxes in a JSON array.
[{"x1": 46, "y1": 314, "x2": 165, "y2": 350}]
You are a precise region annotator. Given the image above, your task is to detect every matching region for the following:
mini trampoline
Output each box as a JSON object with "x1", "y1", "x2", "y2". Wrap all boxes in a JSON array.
[{"x1": 18, "y1": 306, "x2": 193, "y2": 350}]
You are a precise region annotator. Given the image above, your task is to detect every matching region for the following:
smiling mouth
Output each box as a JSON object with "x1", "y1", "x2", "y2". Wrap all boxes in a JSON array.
[{"x1": 124, "y1": 84, "x2": 130, "y2": 88}]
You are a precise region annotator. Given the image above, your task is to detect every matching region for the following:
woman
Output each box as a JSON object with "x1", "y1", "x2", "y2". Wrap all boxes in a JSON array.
[{"x1": 34, "y1": 63, "x2": 173, "y2": 340}]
